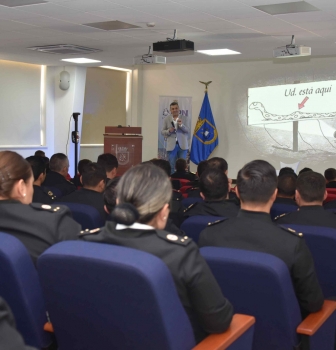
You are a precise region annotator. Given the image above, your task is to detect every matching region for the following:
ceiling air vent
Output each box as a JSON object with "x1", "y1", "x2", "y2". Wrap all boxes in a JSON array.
[{"x1": 27, "y1": 44, "x2": 102, "y2": 55}]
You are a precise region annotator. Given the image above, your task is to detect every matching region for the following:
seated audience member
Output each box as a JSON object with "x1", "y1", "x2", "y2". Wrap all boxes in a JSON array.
[
  {"x1": 42, "y1": 156, "x2": 50, "y2": 173},
  {"x1": 80, "y1": 163, "x2": 233, "y2": 342},
  {"x1": 324, "y1": 168, "x2": 336, "y2": 188},
  {"x1": 0, "y1": 297, "x2": 37, "y2": 350},
  {"x1": 34, "y1": 150, "x2": 45, "y2": 157},
  {"x1": 26, "y1": 156, "x2": 56, "y2": 204},
  {"x1": 199, "y1": 160, "x2": 323, "y2": 318},
  {"x1": 184, "y1": 168, "x2": 239, "y2": 219},
  {"x1": 0, "y1": 151, "x2": 80, "y2": 264},
  {"x1": 278, "y1": 167, "x2": 296, "y2": 177},
  {"x1": 208, "y1": 157, "x2": 237, "y2": 201},
  {"x1": 103, "y1": 177, "x2": 120, "y2": 215},
  {"x1": 72, "y1": 159, "x2": 92, "y2": 188},
  {"x1": 62, "y1": 163, "x2": 107, "y2": 222},
  {"x1": 299, "y1": 167, "x2": 312, "y2": 175},
  {"x1": 171, "y1": 158, "x2": 197, "y2": 181},
  {"x1": 274, "y1": 173, "x2": 297, "y2": 206},
  {"x1": 186, "y1": 160, "x2": 208, "y2": 197},
  {"x1": 43, "y1": 153, "x2": 76, "y2": 196},
  {"x1": 276, "y1": 171, "x2": 336, "y2": 228},
  {"x1": 97, "y1": 153, "x2": 118, "y2": 180}
]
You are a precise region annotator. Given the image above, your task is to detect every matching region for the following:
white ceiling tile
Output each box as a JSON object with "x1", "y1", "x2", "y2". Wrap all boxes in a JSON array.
[
  {"x1": 0, "y1": 19, "x2": 36, "y2": 31},
  {"x1": 211, "y1": 7, "x2": 271, "y2": 20},
  {"x1": 276, "y1": 11, "x2": 336, "y2": 23},
  {"x1": 58, "y1": 0, "x2": 124, "y2": 12},
  {"x1": 294, "y1": 20, "x2": 336, "y2": 31},
  {"x1": 17, "y1": 2, "x2": 80, "y2": 16},
  {"x1": 189, "y1": 20, "x2": 251, "y2": 32}
]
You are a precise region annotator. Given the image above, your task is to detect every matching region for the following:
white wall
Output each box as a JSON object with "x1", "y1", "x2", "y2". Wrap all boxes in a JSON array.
[{"x1": 139, "y1": 57, "x2": 336, "y2": 178}]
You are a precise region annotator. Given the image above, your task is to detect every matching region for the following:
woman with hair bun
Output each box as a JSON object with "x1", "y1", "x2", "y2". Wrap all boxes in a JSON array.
[
  {"x1": 81, "y1": 163, "x2": 233, "y2": 343},
  {"x1": 0, "y1": 151, "x2": 81, "y2": 265}
]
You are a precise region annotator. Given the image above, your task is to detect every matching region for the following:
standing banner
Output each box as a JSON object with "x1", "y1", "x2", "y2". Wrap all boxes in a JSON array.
[{"x1": 158, "y1": 96, "x2": 192, "y2": 160}]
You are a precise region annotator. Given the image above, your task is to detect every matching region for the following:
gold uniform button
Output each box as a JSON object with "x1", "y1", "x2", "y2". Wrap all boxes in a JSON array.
[
  {"x1": 166, "y1": 234, "x2": 178, "y2": 241},
  {"x1": 41, "y1": 205, "x2": 52, "y2": 210}
]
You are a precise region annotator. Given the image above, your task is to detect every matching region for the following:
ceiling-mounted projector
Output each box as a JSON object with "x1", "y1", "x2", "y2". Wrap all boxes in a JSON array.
[
  {"x1": 273, "y1": 35, "x2": 311, "y2": 58},
  {"x1": 153, "y1": 29, "x2": 194, "y2": 53},
  {"x1": 133, "y1": 46, "x2": 166, "y2": 65}
]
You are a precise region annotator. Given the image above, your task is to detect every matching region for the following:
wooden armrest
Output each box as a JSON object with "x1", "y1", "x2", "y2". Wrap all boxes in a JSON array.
[
  {"x1": 297, "y1": 300, "x2": 336, "y2": 336},
  {"x1": 44, "y1": 322, "x2": 54, "y2": 333},
  {"x1": 193, "y1": 314, "x2": 255, "y2": 350}
]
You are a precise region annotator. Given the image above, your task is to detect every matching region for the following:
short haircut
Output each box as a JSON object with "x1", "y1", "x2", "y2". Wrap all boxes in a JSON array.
[
  {"x1": 208, "y1": 157, "x2": 228, "y2": 173},
  {"x1": 34, "y1": 150, "x2": 45, "y2": 157},
  {"x1": 78, "y1": 159, "x2": 92, "y2": 175},
  {"x1": 97, "y1": 153, "x2": 118, "y2": 173},
  {"x1": 277, "y1": 173, "x2": 297, "y2": 197},
  {"x1": 197, "y1": 160, "x2": 208, "y2": 177},
  {"x1": 49, "y1": 153, "x2": 68, "y2": 172},
  {"x1": 279, "y1": 167, "x2": 295, "y2": 177},
  {"x1": 26, "y1": 156, "x2": 46, "y2": 181},
  {"x1": 324, "y1": 168, "x2": 336, "y2": 182},
  {"x1": 297, "y1": 171, "x2": 326, "y2": 202},
  {"x1": 81, "y1": 162, "x2": 106, "y2": 188},
  {"x1": 299, "y1": 167, "x2": 312, "y2": 175},
  {"x1": 104, "y1": 177, "x2": 120, "y2": 213},
  {"x1": 175, "y1": 158, "x2": 186, "y2": 172},
  {"x1": 150, "y1": 158, "x2": 171, "y2": 177},
  {"x1": 170, "y1": 101, "x2": 178, "y2": 108},
  {"x1": 200, "y1": 168, "x2": 228, "y2": 201},
  {"x1": 237, "y1": 160, "x2": 277, "y2": 204}
]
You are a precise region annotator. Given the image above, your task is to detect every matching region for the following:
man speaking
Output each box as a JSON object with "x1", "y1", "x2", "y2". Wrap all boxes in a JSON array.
[{"x1": 161, "y1": 101, "x2": 189, "y2": 173}]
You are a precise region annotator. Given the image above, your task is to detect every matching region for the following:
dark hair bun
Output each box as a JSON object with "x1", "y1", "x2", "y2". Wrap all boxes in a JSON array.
[{"x1": 111, "y1": 203, "x2": 140, "y2": 226}]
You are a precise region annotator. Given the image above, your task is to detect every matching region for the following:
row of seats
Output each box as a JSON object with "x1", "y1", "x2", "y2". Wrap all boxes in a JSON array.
[{"x1": 1, "y1": 230, "x2": 336, "y2": 350}]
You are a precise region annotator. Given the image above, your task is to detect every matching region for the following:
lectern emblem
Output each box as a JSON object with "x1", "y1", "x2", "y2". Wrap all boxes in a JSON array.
[{"x1": 116, "y1": 146, "x2": 129, "y2": 165}]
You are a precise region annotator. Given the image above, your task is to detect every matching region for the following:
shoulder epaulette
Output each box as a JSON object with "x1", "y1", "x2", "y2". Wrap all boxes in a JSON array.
[
  {"x1": 155, "y1": 230, "x2": 192, "y2": 246},
  {"x1": 273, "y1": 213, "x2": 288, "y2": 221},
  {"x1": 279, "y1": 226, "x2": 303, "y2": 238},
  {"x1": 30, "y1": 203, "x2": 63, "y2": 213},
  {"x1": 207, "y1": 218, "x2": 228, "y2": 227},
  {"x1": 183, "y1": 203, "x2": 197, "y2": 213},
  {"x1": 173, "y1": 189, "x2": 181, "y2": 193},
  {"x1": 79, "y1": 227, "x2": 101, "y2": 237},
  {"x1": 43, "y1": 188, "x2": 56, "y2": 200},
  {"x1": 67, "y1": 179, "x2": 75, "y2": 185}
]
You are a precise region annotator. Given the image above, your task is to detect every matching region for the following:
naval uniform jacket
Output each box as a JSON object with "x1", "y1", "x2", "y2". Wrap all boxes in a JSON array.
[
  {"x1": 0, "y1": 200, "x2": 81, "y2": 265},
  {"x1": 32, "y1": 185, "x2": 56, "y2": 205},
  {"x1": 275, "y1": 205, "x2": 336, "y2": 229},
  {"x1": 199, "y1": 209, "x2": 324, "y2": 317},
  {"x1": 0, "y1": 297, "x2": 37, "y2": 350},
  {"x1": 80, "y1": 221, "x2": 233, "y2": 343},
  {"x1": 43, "y1": 171, "x2": 76, "y2": 196},
  {"x1": 61, "y1": 188, "x2": 107, "y2": 222},
  {"x1": 183, "y1": 199, "x2": 239, "y2": 220}
]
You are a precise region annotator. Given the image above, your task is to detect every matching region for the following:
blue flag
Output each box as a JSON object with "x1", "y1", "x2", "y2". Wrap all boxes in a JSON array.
[{"x1": 190, "y1": 92, "x2": 218, "y2": 165}]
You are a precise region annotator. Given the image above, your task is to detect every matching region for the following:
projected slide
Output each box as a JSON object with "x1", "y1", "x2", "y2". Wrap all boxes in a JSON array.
[{"x1": 248, "y1": 81, "x2": 336, "y2": 125}]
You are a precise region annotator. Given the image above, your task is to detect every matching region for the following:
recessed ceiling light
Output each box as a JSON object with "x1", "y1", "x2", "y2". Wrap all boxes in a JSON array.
[
  {"x1": 61, "y1": 58, "x2": 101, "y2": 64},
  {"x1": 197, "y1": 49, "x2": 241, "y2": 56},
  {"x1": 100, "y1": 66, "x2": 132, "y2": 72}
]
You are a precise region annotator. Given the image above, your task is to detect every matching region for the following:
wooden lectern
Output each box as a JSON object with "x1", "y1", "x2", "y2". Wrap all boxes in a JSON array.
[{"x1": 104, "y1": 126, "x2": 143, "y2": 176}]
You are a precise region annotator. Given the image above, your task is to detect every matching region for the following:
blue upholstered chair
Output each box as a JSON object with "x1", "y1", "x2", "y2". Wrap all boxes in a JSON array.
[
  {"x1": 37, "y1": 241, "x2": 255, "y2": 350},
  {"x1": 280, "y1": 224, "x2": 336, "y2": 298},
  {"x1": 200, "y1": 247, "x2": 336, "y2": 350},
  {"x1": 56, "y1": 202, "x2": 105, "y2": 229},
  {"x1": 270, "y1": 202, "x2": 298, "y2": 220},
  {"x1": 0, "y1": 232, "x2": 51, "y2": 348},
  {"x1": 181, "y1": 215, "x2": 226, "y2": 243}
]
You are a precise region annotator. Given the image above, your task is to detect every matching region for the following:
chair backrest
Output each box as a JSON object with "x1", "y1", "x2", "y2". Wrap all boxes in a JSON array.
[
  {"x1": 37, "y1": 241, "x2": 195, "y2": 350},
  {"x1": 56, "y1": 202, "x2": 104, "y2": 229},
  {"x1": 0, "y1": 232, "x2": 50, "y2": 348},
  {"x1": 181, "y1": 197, "x2": 203, "y2": 208},
  {"x1": 281, "y1": 224, "x2": 336, "y2": 298},
  {"x1": 180, "y1": 215, "x2": 226, "y2": 243},
  {"x1": 179, "y1": 185, "x2": 192, "y2": 194},
  {"x1": 270, "y1": 202, "x2": 298, "y2": 220},
  {"x1": 324, "y1": 194, "x2": 336, "y2": 204},
  {"x1": 42, "y1": 185, "x2": 63, "y2": 199},
  {"x1": 326, "y1": 188, "x2": 336, "y2": 194},
  {"x1": 200, "y1": 247, "x2": 301, "y2": 350}
]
